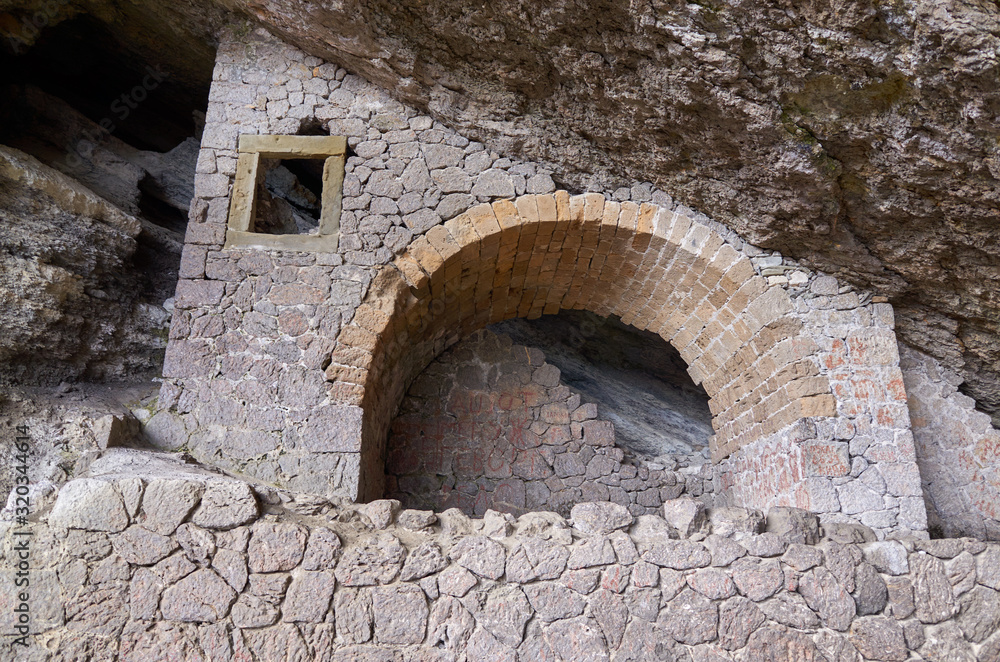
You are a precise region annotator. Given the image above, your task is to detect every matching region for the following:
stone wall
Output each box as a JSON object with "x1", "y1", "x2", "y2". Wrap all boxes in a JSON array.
[
  {"x1": 5, "y1": 453, "x2": 999, "y2": 660},
  {"x1": 900, "y1": 345, "x2": 1000, "y2": 541},
  {"x1": 157, "y1": 27, "x2": 950, "y2": 537},
  {"x1": 385, "y1": 329, "x2": 714, "y2": 518}
]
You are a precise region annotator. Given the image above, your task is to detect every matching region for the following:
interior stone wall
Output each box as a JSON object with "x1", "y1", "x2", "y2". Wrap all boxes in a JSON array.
[
  {"x1": 5, "y1": 455, "x2": 999, "y2": 660},
  {"x1": 385, "y1": 329, "x2": 713, "y2": 517},
  {"x1": 900, "y1": 345, "x2": 1000, "y2": 541}
]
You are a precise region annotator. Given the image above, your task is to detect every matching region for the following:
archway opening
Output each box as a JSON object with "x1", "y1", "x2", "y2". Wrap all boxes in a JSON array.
[{"x1": 383, "y1": 310, "x2": 714, "y2": 517}]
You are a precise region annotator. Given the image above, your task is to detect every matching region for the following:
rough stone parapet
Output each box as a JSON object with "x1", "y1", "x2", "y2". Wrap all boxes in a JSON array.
[{"x1": 6, "y1": 466, "x2": 998, "y2": 659}]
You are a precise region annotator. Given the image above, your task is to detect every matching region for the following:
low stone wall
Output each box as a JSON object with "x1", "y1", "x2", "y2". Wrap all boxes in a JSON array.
[
  {"x1": 385, "y1": 329, "x2": 713, "y2": 517},
  {"x1": 4, "y1": 451, "x2": 998, "y2": 660}
]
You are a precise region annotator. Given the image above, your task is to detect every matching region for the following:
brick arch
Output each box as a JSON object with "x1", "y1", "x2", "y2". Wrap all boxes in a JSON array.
[{"x1": 328, "y1": 192, "x2": 834, "y2": 500}]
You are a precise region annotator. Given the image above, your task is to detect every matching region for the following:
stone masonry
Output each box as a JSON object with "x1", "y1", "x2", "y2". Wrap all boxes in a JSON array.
[
  {"x1": 154, "y1": 26, "x2": 995, "y2": 541},
  {"x1": 901, "y1": 345, "x2": 1000, "y2": 541},
  {"x1": 4, "y1": 454, "x2": 999, "y2": 660},
  {"x1": 385, "y1": 329, "x2": 713, "y2": 518}
]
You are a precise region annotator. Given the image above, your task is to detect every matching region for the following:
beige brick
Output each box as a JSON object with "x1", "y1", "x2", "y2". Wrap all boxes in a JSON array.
[
  {"x1": 493, "y1": 199, "x2": 521, "y2": 230},
  {"x1": 515, "y1": 194, "x2": 540, "y2": 225}
]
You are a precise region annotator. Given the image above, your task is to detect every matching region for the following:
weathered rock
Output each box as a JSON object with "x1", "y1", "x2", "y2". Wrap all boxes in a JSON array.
[
  {"x1": 524, "y1": 582, "x2": 586, "y2": 622},
  {"x1": 397, "y1": 509, "x2": 438, "y2": 531},
  {"x1": 175, "y1": 523, "x2": 216, "y2": 566},
  {"x1": 913, "y1": 553, "x2": 959, "y2": 624},
  {"x1": 282, "y1": 571, "x2": 336, "y2": 622},
  {"x1": 741, "y1": 626, "x2": 823, "y2": 662},
  {"x1": 946, "y1": 551, "x2": 977, "y2": 597},
  {"x1": 360, "y1": 499, "x2": 401, "y2": 529},
  {"x1": 976, "y1": 545, "x2": 1000, "y2": 590},
  {"x1": 658, "y1": 587, "x2": 718, "y2": 645},
  {"x1": 428, "y1": 596, "x2": 476, "y2": 653},
  {"x1": 708, "y1": 508, "x2": 764, "y2": 538},
  {"x1": 112, "y1": 526, "x2": 177, "y2": 565},
  {"x1": 372, "y1": 584, "x2": 428, "y2": 645},
  {"x1": 662, "y1": 498, "x2": 707, "y2": 539},
  {"x1": 336, "y1": 533, "x2": 406, "y2": 586},
  {"x1": 849, "y1": 616, "x2": 907, "y2": 661},
  {"x1": 766, "y1": 507, "x2": 820, "y2": 545},
  {"x1": 718, "y1": 596, "x2": 765, "y2": 651},
  {"x1": 138, "y1": 479, "x2": 204, "y2": 535},
  {"x1": 211, "y1": 548, "x2": 248, "y2": 592},
  {"x1": 571, "y1": 502, "x2": 633, "y2": 535},
  {"x1": 740, "y1": 533, "x2": 787, "y2": 558},
  {"x1": 451, "y1": 535, "x2": 506, "y2": 579},
  {"x1": 302, "y1": 527, "x2": 343, "y2": 571},
  {"x1": 852, "y1": 562, "x2": 888, "y2": 616},
  {"x1": 335, "y1": 587, "x2": 373, "y2": 643},
  {"x1": 49, "y1": 480, "x2": 130, "y2": 533},
  {"x1": 798, "y1": 566, "x2": 856, "y2": 631},
  {"x1": 781, "y1": 543, "x2": 823, "y2": 572},
  {"x1": 437, "y1": 564, "x2": 478, "y2": 597},
  {"x1": 230, "y1": 593, "x2": 280, "y2": 628},
  {"x1": 861, "y1": 541, "x2": 909, "y2": 576},
  {"x1": 160, "y1": 569, "x2": 237, "y2": 622},
  {"x1": 758, "y1": 592, "x2": 821, "y2": 630},
  {"x1": 544, "y1": 616, "x2": 610, "y2": 662},
  {"x1": 190, "y1": 480, "x2": 258, "y2": 530},
  {"x1": 731, "y1": 557, "x2": 784, "y2": 602},
  {"x1": 640, "y1": 539, "x2": 711, "y2": 569},
  {"x1": 955, "y1": 585, "x2": 1000, "y2": 643},
  {"x1": 591, "y1": 589, "x2": 628, "y2": 649},
  {"x1": 400, "y1": 541, "x2": 448, "y2": 581},
  {"x1": 569, "y1": 536, "x2": 617, "y2": 569},
  {"x1": 704, "y1": 535, "x2": 747, "y2": 567},
  {"x1": 688, "y1": 568, "x2": 737, "y2": 600},
  {"x1": 479, "y1": 586, "x2": 532, "y2": 647},
  {"x1": 248, "y1": 521, "x2": 308, "y2": 572}
]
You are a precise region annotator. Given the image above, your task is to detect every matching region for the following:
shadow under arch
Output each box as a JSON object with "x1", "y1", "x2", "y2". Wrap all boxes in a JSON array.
[{"x1": 327, "y1": 192, "x2": 835, "y2": 501}]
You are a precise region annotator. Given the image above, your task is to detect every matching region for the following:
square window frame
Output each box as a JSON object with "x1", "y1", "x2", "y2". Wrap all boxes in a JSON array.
[{"x1": 224, "y1": 134, "x2": 346, "y2": 252}]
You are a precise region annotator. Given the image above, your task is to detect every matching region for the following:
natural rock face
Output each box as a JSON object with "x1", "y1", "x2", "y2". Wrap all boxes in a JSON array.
[
  {"x1": 5, "y1": 0, "x2": 997, "y2": 421},
  {"x1": 0, "y1": 146, "x2": 164, "y2": 385}
]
